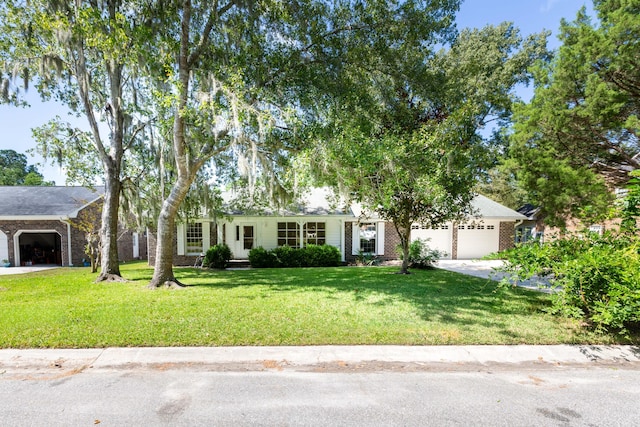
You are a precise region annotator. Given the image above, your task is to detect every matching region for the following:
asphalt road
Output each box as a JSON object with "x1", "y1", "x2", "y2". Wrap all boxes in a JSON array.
[{"x1": 2, "y1": 358, "x2": 639, "y2": 426}]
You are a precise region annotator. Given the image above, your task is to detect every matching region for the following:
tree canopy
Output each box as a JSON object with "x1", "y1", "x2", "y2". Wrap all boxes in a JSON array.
[
  {"x1": 306, "y1": 22, "x2": 548, "y2": 273},
  {"x1": 0, "y1": 0, "x2": 156, "y2": 281},
  {"x1": 509, "y1": 0, "x2": 640, "y2": 227},
  {"x1": 0, "y1": 149, "x2": 52, "y2": 186}
]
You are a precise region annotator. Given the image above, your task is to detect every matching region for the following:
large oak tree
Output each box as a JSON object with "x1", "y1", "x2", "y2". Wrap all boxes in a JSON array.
[
  {"x1": 307, "y1": 23, "x2": 548, "y2": 273},
  {"x1": 0, "y1": 0, "x2": 150, "y2": 281},
  {"x1": 144, "y1": 0, "x2": 472, "y2": 287}
]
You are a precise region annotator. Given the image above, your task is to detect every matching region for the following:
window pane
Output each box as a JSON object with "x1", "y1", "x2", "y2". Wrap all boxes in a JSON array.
[
  {"x1": 277, "y1": 222, "x2": 300, "y2": 248},
  {"x1": 359, "y1": 223, "x2": 376, "y2": 253},
  {"x1": 243, "y1": 226, "x2": 254, "y2": 250},
  {"x1": 304, "y1": 222, "x2": 326, "y2": 246},
  {"x1": 186, "y1": 222, "x2": 203, "y2": 254}
]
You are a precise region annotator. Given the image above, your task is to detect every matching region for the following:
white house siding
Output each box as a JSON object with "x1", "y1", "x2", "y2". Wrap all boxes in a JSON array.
[
  {"x1": 456, "y1": 220, "x2": 501, "y2": 259},
  {"x1": 409, "y1": 225, "x2": 453, "y2": 260},
  {"x1": 222, "y1": 216, "x2": 344, "y2": 259}
]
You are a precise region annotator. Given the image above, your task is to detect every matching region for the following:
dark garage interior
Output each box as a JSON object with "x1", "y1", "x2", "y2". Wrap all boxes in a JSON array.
[{"x1": 19, "y1": 233, "x2": 62, "y2": 266}]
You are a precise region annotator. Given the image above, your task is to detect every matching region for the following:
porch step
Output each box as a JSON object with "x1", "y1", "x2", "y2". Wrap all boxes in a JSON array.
[{"x1": 227, "y1": 259, "x2": 251, "y2": 269}]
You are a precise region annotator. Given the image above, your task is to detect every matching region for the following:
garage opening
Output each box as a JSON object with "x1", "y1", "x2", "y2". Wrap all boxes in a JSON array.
[{"x1": 18, "y1": 232, "x2": 62, "y2": 266}]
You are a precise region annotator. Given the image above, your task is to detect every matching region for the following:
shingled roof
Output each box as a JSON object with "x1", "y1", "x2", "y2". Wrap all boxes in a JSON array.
[
  {"x1": 471, "y1": 195, "x2": 527, "y2": 220},
  {"x1": 0, "y1": 186, "x2": 104, "y2": 219}
]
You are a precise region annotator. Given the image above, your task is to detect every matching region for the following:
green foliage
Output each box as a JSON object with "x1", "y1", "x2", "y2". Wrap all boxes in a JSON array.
[
  {"x1": 500, "y1": 233, "x2": 640, "y2": 334},
  {"x1": 302, "y1": 244, "x2": 341, "y2": 267},
  {"x1": 397, "y1": 238, "x2": 445, "y2": 269},
  {"x1": 354, "y1": 251, "x2": 380, "y2": 266},
  {"x1": 620, "y1": 170, "x2": 640, "y2": 233},
  {"x1": 0, "y1": 149, "x2": 51, "y2": 186},
  {"x1": 271, "y1": 246, "x2": 305, "y2": 268},
  {"x1": 203, "y1": 244, "x2": 233, "y2": 270},
  {"x1": 249, "y1": 245, "x2": 341, "y2": 268},
  {"x1": 509, "y1": 1, "x2": 640, "y2": 227},
  {"x1": 248, "y1": 247, "x2": 279, "y2": 268},
  {"x1": 304, "y1": 22, "x2": 548, "y2": 273}
]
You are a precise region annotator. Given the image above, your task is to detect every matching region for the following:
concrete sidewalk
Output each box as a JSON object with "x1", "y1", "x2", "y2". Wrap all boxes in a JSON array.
[{"x1": 1, "y1": 345, "x2": 639, "y2": 375}]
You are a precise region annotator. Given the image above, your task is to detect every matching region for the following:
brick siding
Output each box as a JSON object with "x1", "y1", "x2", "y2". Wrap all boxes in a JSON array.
[
  {"x1": 0, "y1": 219, "x2": 78, "y2": 266},
  {"x1": 498, "y1": 221, "x2": 516, "y2": 252},
  {"x1": 147, "y1": 222, "x2": 218, "y2": 266}
]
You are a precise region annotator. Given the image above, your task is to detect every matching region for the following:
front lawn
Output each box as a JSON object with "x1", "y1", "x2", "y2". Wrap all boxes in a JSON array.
[{"x1": 0, "y1": 262, "x2": 633, "y2": 348}]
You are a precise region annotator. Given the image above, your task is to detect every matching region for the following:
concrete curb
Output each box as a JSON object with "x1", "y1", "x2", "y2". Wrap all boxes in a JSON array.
[{"x1": 1, "y1": 345, "x2": 639, "y2": 374}]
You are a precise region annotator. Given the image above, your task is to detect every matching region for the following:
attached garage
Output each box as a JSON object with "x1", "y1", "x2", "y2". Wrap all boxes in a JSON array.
[
  {"x1": 455, "y1": 221, "x2": 501, "y2": 259},
  {"x1": 408, "y1": 195, "x2": 527, "y2": 260},
  {"x1": 410, "y1": 224, "x2": 453, "y2": 259}
]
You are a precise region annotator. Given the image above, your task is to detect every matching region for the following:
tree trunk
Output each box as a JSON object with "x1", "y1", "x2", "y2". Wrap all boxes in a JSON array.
[
  {"x1": 96, "y1": 172, "x2": 125, "y2": 282},
  {"x1": 147, "y1": 177, "x2": 193, "y2": 289},
  {"x1": 399, "y1": 229, "x2": 411, "y2": 274},
  {"x1": 394, "y1": 221, "x2": 412, "y2": 275}
]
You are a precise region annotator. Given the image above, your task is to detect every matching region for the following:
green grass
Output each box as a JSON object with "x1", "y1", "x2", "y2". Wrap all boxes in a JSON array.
[{"x1": 0, "y1": 262, "x2": 634, "y2": 348}]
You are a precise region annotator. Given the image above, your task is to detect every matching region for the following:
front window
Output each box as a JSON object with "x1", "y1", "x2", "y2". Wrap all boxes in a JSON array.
[
  {"x1": 186, "y1": 222, "x2": 203, "y2": 254},
  {"x1": 359, "y1": 223, "x2": 376, "y2": 253},
  {"x1": 304, "y1": 222, "x2": 326, "y2": 246},
  {"x1": 516, "y1": 226, "x2": 533, "y2": 244},
  {"x1": 278, "y1": 222, "x2": 300, "y2": 248}
]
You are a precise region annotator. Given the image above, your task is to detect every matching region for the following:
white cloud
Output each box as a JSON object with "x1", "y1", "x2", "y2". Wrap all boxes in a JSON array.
[{"x1": 540, "y1": 0, "x2": 560, "y2": 13}]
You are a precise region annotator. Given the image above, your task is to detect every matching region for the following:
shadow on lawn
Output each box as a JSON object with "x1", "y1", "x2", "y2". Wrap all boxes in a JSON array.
[{"x1": 174, "y1": 266, "x2": 552, "y2": 335}]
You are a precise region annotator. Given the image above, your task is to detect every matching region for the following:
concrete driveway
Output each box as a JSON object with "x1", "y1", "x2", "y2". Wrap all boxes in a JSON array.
[
  {"x1": 0, "y1": 265, "x2": 59, "y2": 276},
  {"x1": 436, "y1": 259, "x2": 554, "y2": 293}
]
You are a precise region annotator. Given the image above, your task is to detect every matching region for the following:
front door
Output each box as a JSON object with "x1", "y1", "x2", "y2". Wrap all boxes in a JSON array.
[{"x1": 232, "y1": 223, "x2": 256, "y2": 259}]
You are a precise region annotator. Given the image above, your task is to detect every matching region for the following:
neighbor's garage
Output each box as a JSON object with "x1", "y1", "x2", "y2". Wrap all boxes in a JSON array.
[
  {"x1": 18, "y1": 232, "x2": 62, "y2": 266},
  {"x1": 455, "y1": 221, "x2": 500, "y2": 259}
]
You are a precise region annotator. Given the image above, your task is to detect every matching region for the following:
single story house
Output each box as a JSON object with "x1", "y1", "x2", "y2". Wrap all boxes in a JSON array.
[
  {"x1": 0, "y1": 186, "x2": 146, "y2": 267},
  {"x1": 147, "y1": 189, "x2": 526, "y2": 265}
]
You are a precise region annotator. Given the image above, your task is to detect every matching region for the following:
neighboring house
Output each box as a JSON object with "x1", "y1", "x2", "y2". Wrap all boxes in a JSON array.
[
  {"x1": 0, "y1": 186, "x2": 146, "y2": 267},
  {"x1": 515, "y1": 204, "x2": 545, "y2": 243},
  {"x1": 515, "y1": 203, "x2": 622, "y2": 243},
  {"x1": 147, "y1": 189, "x2": 526, "y2": 265}
]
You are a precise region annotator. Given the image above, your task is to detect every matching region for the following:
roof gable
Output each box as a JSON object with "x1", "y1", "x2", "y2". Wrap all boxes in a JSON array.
[
  {"x1": 0, "y1": 186, "x2": 104, "y2": 218},
  {"x1": 472, "y1": 195, "x2": 527, "y2": 220}
]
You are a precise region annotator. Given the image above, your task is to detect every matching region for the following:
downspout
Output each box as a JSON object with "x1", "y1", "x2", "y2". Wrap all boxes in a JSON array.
[{"x1": 60, "y1": 219, "x2": 73, "y2": 266}]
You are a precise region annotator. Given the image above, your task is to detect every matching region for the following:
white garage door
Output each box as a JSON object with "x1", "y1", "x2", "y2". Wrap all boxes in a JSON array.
[
  {"x1": 456, "y1": 222, "x2": 500, "y2": 259},
  {"x1": 410, "y1": 224, "x2": 452, "y2": 259},
  {"x1": 0, "y1": 231, "x2": 8, "y2": 263}
]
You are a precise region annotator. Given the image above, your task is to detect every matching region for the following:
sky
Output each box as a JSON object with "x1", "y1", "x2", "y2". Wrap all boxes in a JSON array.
[{"x1": 0, "y1": 0, "x2": 595, "y2": 185}]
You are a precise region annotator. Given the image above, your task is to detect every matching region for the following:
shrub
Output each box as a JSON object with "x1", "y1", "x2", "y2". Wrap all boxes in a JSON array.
[
  {"x1": 499, "y1": 232, "x2": 640, "y2": 334},
  {"x1": 397, "y1": 238, "x2": 444, "y2": 269},
  {"x1": 272, "y1": 245, "x2": 305, "y2": 267},
  {"x1": 303, "y1": 244, "x2": 341, "y2": 267},
  {"x1": 248, "y1": 247, "x2": 280, "y2": 268},
  {"x1": 248, "y1": 245, "x2": 341, "y2": 268},
  {"x1": 203, "y1": 244, "x2": 232, "y2": 269},
  {"x1": 355, "y1": 251, "x2": 380, "y2": 266}
]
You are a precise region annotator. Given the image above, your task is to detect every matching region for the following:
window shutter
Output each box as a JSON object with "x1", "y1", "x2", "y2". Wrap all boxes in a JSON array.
[
  {"x1": 352, "y1": 223, "x2": 360, "y2": 255},
  {"x1": 202, "y1": 222, "x2": 211, "y2": 251},
  {"x1": 177, "y1": 224, "x2": 185, "y2": 256},
  {"x1": 377, "y1": 222, "x2": 385, "y2": 255}
]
